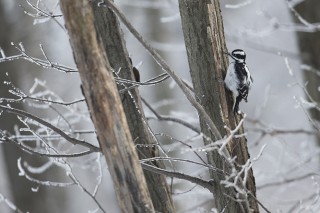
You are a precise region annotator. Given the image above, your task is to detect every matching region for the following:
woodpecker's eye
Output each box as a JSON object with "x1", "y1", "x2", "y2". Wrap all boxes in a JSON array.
[{"x1": 235, "y1": 54, "x2": 245, "y2": 59}]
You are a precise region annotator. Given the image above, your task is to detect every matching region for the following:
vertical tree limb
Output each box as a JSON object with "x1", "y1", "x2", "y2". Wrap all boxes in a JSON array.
[
  {"x1": 179, "y1": 0, "x2": 259, "y2": 212},
  {"x1": 60, "y1": 1, "x2": 154, "y2": 212},
  {"x1": 89, "y1": 1, "x2": 175, "y2": 212}
]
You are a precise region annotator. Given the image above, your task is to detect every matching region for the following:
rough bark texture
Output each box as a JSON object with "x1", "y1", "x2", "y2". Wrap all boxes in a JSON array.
[
  {"x1": 60, "y1": 1, "x2": 154, "y2": 212},
  {"x1": 292, "y1": 0, "x2": 320, "y2": 145},
  {"x1": 179, "y1": 0, "x2": 259, "y2": 212},
  {"x1": 89, "y1": 2, "x2": 175, "y2": 212}
]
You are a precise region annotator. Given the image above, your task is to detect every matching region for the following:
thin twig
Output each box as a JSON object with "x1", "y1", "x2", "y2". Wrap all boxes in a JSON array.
[
  {"x1": 140, "y1": 156, "x2": 223, "y2": 173},
  {"x1": 25, "y1": 96, "x2": 85, "y2": 106},
  {"x1": 0, "y1": 137, "x2": 94, "y2": 158},
  {"x1": 22, "y1": 0, "x2": 65, "y2": 30},
  {"x1": 258, "y1": 173, "x2": 318, "y2": 190},
  {"x1": 142, "y1": 97, "x2": 201, "y2": 133},
  {"x1": 141, "y1": 163, "x2": 215, "y2": 193},
  {"x1": 0, "y1": 43, "x2": 78, "y2": 73},
  {"x1": 154, "y1": 132, "x2": 207, "y2": 165},
  {"x1": 0, "y1": 192, "x2": 25, "y2": 213},
  {"x1": 0, "y1": 105, "x2": 100, "y2": 152}
]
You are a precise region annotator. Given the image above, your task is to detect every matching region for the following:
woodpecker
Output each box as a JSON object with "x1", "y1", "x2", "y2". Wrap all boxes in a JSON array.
[{"x1": 224, "y1": 49, "x2": 253, "y2": 114}]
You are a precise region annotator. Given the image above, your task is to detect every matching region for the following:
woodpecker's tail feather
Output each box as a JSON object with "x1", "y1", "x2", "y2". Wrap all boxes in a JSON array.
[{"x1": 233, "y1": 95, "x2": 242, "y2": 114}]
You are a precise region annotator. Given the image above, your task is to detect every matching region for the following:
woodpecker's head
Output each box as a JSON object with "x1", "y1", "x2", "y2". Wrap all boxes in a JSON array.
[
  {"x1": 225, "y1": 49, "x2": 246, "y2": 63},
  {"x1": 231, "y1": 49, "x2": 246, "y2": 62}
]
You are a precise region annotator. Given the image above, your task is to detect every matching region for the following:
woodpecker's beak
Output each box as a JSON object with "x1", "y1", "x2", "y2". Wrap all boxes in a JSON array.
[{"x1": 223, "y1": 51, "x2": 237, "y2": 60}]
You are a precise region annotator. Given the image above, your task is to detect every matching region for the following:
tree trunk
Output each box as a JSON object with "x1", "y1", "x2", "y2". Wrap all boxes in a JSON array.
[
  {"x1": 291, "y1": 0, "x2": 320, "y2": 145},
  {"x1": 60, "y1": 1, "x2": 154, "y2": 212},
  {"x1": 89, "y1": 2, "x2": 175, "y2": 212},
  {"x1": 179, "y1": 0, "x2": 259, "y2": 212}
]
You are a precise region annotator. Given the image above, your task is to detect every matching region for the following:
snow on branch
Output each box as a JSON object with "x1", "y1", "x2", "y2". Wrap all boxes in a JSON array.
[
  {"x1": 0, "y1": 43, "x2": 77, "y2": 73},
  {"x1": 0, "y1": 104, "x2": 100, "y2": 152}
]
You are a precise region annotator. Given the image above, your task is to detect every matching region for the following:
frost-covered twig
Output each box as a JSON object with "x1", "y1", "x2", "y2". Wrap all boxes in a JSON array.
[
  {"x1": 140, "y1": 156, "x2": 224, "y2": 174},
  {"x1": 142, "y1": 97, "x2": 201, "y2": 133},
  {"x1": 258, "y1": 172, "x2": 317, "y2": 190},
  {"x1": 0, "y1": 43, "x2": 77, "y2": 73},
  {"x1": 92, "y1": 154, "x2": 103, "y2": 197},
  {"x1": 12, "y1": 113, "x2": 105, "y2": 212},
  {"x1": 25, "y1": 96, "x2": 85, "y2": 106},
  {"x1": 154, "y1": 132, "x2": 207, "y2": 164},
  {"x1": 0, "y1": 135, "x2": 94, "y2": 158},
  {"x1": 17, "y1": 158, "x2": 74, "y2": 187},
  {"x1": 0, "y1": 192, "x2": 25, "y2": 213},
  {"x1": 20, "y1": 0, "x2": 65, "y2": 30},
  {"x1": 116, "y1": 73, "x2": 169, "y2": 87},
  {"x1": 0, "y1": 105, "x2": 100, "y2": 152},
  {"x1": 17, "y1": 149, "x2": 106, "y2": 212},
  {"x1": 141, "y1": 163, "x2": 215, "y2": 192},
  {"x1": 288, "y1": 178, "x2": 320, "y2": 212},
  {"x1": 0, "y1": 75, "x2": 85, "y2": 107},
  {"x1": 250, "y1": 126, "x2": 317, "y2": 136},
  {"x1": 8, "y1": 130, "x2": 95, "y2": 141},
  {"x1": 287, "y1": 0, "x2": 320, "y2": 32},
  {"x1": 191, "y1": 116, "x2": 246, "y2": 154}
]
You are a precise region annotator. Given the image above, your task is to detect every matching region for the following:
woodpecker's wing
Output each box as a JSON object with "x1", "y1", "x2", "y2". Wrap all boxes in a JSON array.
[
  {"x1": 238, "y1": 64, "x2": 252, "y2": 102},
  {"x1": 240, "y1": 78, "x2": 252, "y2": 102}
]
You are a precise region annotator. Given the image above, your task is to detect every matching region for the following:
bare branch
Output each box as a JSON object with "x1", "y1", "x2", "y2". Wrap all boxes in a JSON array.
[
  {"x1": 142, "y1": 97, "x2": 201, "y2": 133},
  {"x1": 141, "y1": 163, "x2": 215, "y2": 193},
  {"x1": 17, "y1": 158, "x2": 75, "y2": 187},
  {"x1": 0, "y1": 43, "x2": 77, "y2": 73},
  {"x1": 0, "y1": 192, "x2": 25, "y2": 213},
  {"x1": 0, "y1": 105, "x2": 100, "y2": 152},
  {"x1": 21, "y1": 0, "x2": 65, "y2": 30},
  {"x1": 0, "y1": 135, "x2": 94, "y2": 158},
  {"x1": 258, "y1": 173, "x2": 318, "y2": 190}
]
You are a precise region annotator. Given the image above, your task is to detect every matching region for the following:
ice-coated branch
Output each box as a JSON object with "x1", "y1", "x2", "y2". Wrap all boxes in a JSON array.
[
  {"x1": 17, "y1": 158, "x2": 74, "y2": 187},
  {"x1": 141, "y1": 163, "x2": 216, "y2": 193},
  {"x1": 22, "y1": 0, "x2": 65, "y2": 29},
  {"x1": 142, "y1": 97, "x2": 201, "y2": 134},
  {"x1": 0, "y1": 43, "x2": 77, "y2": 73},
  {"x1": 0, "y1": 136, "x2": 94, "y2": 158},
  {"x1": 0, "y1": 105, "x2": 100, "y2": 152},
  {"x1": 0, "y1": 192, "x2": 25, "y2": 213}
]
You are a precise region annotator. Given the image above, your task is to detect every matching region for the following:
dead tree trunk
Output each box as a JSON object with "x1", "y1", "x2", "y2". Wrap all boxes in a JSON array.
[
  {"x1": 60, "y1": 1, "x2": 155, "y2": 212},
  {"x1": 179, "y1": 0, "x2": 259, "y2": 212},
  {"x1": 89, "y1": 2, "x2": 175, "y2": 212}
]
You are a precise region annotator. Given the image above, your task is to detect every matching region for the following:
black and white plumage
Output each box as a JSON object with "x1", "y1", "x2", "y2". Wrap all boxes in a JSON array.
[{"x1": 224, "y1": 49, "x2": 253, "y2": 114}]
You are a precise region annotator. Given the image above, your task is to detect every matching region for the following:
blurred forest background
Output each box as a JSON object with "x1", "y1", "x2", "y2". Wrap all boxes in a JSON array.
[{"x1": 0, "y1": 0, "x2": 319, "y2": 212}]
